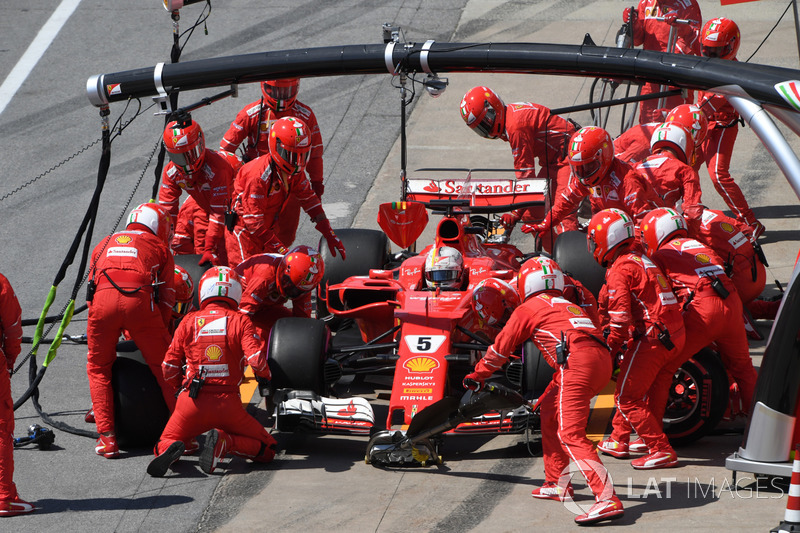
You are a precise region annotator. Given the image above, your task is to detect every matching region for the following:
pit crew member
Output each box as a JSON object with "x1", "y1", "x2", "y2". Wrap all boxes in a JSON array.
[{"x1": 147, "y1": 266, "x2": 276, "y2": 477}]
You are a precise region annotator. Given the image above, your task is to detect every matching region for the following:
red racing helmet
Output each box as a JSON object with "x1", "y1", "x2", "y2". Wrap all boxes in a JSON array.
[
  {"x1": 650, "y1": 122, "x2": 694, "y2": 165},
  {"x1": 198, "y1": 266, "x2": 242, "y2": 308},
  {"x1": 517, "y1": 257, "x2": 565, "y2": 300},
  {"x1": 261, "y1": 78, "x2": 300, "y2": 112},
  {"x1": 217, "y1": 149, "x2": 243, "y2": 172},
  {"x1": 665, "y1": 104, "x2": 708, "y2": 146},
  {"x1": 700, "y1": 17, "x2": 740, "y2": 60},
  {"x1": 268, "y1": 116, "x2": 312, "y2": 176},
  {"x1": 276, "y1": 245, "x2": 325, "y2": 299},
  {"x1": 567, "y1": 126, "x2": 614, "y2": 187},
  {"x1": 459, "y1": 86, "x2": 506, "y2": 139},
  {"x1": 471, "y1": 278, "x2": 520, "y2": 330},
  {"x1": 640, "y1": 207, "x2": 689, "y2": 257},
  {"x1": 587, "y1": 208, "x2": 635, "y2": 268},
  {"x1": 126, "y1": 203, "x2": 173, "y2": 245},
  {"x1": 163, "y1": 119, "x2": 206, "y2": 174},
  {"x1": 172, "y1": 265, "x2": 194, "y2": 318}
]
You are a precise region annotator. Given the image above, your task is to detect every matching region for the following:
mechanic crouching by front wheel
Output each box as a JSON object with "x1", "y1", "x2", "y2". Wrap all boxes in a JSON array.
[
  {"x1": 464, "y1": 257, "x2": 623, "y2": 526},
  {"x1": 147, "y1": 266, "x2": 276, "y2": 477}
]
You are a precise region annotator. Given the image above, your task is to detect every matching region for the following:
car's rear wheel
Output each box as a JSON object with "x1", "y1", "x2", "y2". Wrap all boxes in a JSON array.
[
  {"x1": 663, "y1": 348, "x2": 729, "y2": 446},
  {"x1": 317, "y1": 229, "x2": 390, "y2": 330},
  {"x1": 268, "y1": 317, "x2": 329, "y2": 393},
  {"x1": 552, "y1": 230, "x2": 606, "y2": 298},
  {"x1": 522, "y1": 340, "x2": 554, "y2": 401}
]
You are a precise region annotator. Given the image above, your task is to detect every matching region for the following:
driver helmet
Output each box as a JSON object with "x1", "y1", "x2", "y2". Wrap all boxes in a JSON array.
[
  {"x1": 460, "y1": 86, "x2": 506, "y2": 139},
  {"x1": 163, "y1": 118, "x2": 206, "y2": 175},
  {"x1": 587, "y1": 208, "x2": 635, "y2": 268},
  {"x1": 424, "y1": 246, "x2": 465, "y2": 290},
  {"x1": 276, "y1": 245, "x2": 325, "y2": 299},
  {"x1": 471, "y1": 278, "x2": 520, "y2": 330}
]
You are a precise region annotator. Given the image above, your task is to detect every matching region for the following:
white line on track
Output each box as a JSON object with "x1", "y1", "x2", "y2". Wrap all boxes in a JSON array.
[{"x1": 0, "y1": 0, "x2": 82, "y2": 116}]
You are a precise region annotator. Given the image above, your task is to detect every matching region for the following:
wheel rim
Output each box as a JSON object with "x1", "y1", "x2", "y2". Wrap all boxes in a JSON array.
[{"x1": 663, "y1": 367, "x2": 700, "y2": 424}]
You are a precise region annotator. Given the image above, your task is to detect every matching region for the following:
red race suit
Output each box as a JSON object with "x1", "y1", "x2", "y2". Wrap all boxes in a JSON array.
[
  {"x1": 158, "y1": 149, "x2": 236, "y2": 263},
  {"x1": 695, "y1": 89, "x2": 757, "y2": 227},
  {"x1": 171, "y1": 195, "x2": 209, "y2": 256},
  {"x1": 473, "y1": 293, "x2": 615, "y2": 501},
  {"x1": 226, "y1": 154, "x2": 324, "y2": 266},
  {"x1": 234, "y1": 253, "x2": 312, "y2": 339},
  {"x1": 220, "y1": 99, "x2": 324, "y2": 246},
  {"x1": 635, "y1": 152, "x2": 703, "y2": 220},
  {"x1": 87, "y1": 231, "x2": 177, "y2": 435},
  {"x1": 651, "y1": 237, "x2": 758, "y2": 412},
  {"x1": 155, "y1": 302, "x2": 275, "y2": 460},
  {"x1": 0, "y1": 274, "x2": 23, "y2": 501},
  {"x1": 613, "y1": 122, "x2": 660, "y2": 165},
  {"x1": 631, "y1": 0, "x2": 701, "y2": 123},
  {"x1": 602, "y1": 252, "x2": 686, "y2": 450}
]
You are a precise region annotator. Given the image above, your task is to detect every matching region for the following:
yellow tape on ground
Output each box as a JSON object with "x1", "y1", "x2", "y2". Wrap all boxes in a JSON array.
[
  {"x1": 240, "y1": 366, "x2": 259, "y2": 407},
  {"x1": 586, "y1": 380, "x2": 617, "y2": 443}
]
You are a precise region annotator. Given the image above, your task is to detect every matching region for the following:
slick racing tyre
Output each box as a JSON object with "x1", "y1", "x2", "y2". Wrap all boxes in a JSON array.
[
  {"x1": 112, "y1": 341, "x2": 170, "y2": 448},
  {"x1": 317, "y1": 229, "x2": 390, "y2": 330},
  {"x1": 552, "y1": 230, "x2": 606, "y2": 298},
  {"x1": 522, "y1": 340, "x2": 553, "y2": 401},
  {"x1": 663, "y1": 348, "x2": 729, "y2": 447},
  {"x1": 268, "y1": 317, "x2": 329, "y2": 394}
]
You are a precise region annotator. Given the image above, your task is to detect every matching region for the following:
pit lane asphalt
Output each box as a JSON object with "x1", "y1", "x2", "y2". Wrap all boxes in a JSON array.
[{"x1": 1, "y1": 1, "x2": 798, "y2": 532}]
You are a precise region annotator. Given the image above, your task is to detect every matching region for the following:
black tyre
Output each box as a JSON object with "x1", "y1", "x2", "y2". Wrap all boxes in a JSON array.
[
  {"x1": 317, "y1": 229, "x2": 389, "y2": 329},
  {"x1": 268, "y1": 317, "x2": 329, "y2": 393},
  {"x1": 173, "y1": 253, "x2": 211, "y2": 310},
  {"x1": 553, "y1": 230, "x2": 606, "y2": 298},
  {"x1": 112, "y1": 342, "x2": 170, "y2": 449},
  {"x1": 663, "y1": 349, "x2": 729, "y2": 447},
  {"x1": 522, "y1": 340, "x2": 554, "y2": 401}
]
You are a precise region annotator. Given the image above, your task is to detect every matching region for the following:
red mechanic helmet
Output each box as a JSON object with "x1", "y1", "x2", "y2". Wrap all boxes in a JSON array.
[
  {"x1": 261, "y1": 78, "x2": 299, "y2": 112},
  {"x1": 172, "y1": 265, "x2": 194, "y2": 318},
  {"x1": 567, "y1": 126, "x2": 614, "y2": 187},
  {"x1": 126, "y1": 203, "x2": 173, "y2": 245},
  {"x1": 517, "y1": 256, "x2": 565, "y2": 301},
  {"x1": 163, "y1": 119, "x2": 206, "y2": 174},
  {"x1": 665, "y1": 103, "x2": 708, "y2": 146},
  {"x1": 459, "y1": 86, "x2": 506, "y2": 139},
  {"x1": 650, "y1": 122, "x2": 694, "y2": 165},
  {"x1": 276, "y1": 245, "x2": 325, "y2": 299},
  {"x1": 217, "y1": 149, "x2": 243, "y2": 173},
  {"x1": 701, "y1": 17, "x2": 740, "y2": 60},
  {"x1": 268, "y1": 116, "x2": 312, "y2": 176},
  {"x1": 587, "y1": 208, "x2": 636, "y2": 268},
  {"x1": 471, "y1": 278, "x2": 520, "y2": 330},
  {"x1": 640, "y1": 207, "x2": 689, "y2": 257},
  {"x1": 198, "y1": 266, "x2": 242, "y2": 308}
]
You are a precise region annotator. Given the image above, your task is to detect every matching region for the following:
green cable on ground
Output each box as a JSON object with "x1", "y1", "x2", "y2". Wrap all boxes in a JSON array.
[
  {"x1": 43, "y1": 299, "x2": 75, "y2": 367},
  {"x1": 31, "y1": 285, "x2": 58, "y2": 357}
]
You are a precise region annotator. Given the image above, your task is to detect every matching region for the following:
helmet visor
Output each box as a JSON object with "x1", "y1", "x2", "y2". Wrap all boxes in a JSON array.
[
  {"x1": 279, "y1": 272, "x2": 307, "y2": 299},
  {"x1": 426, "y1": 269, "x2": 461, "y2": 284},
  {"x1": 702, "y1": 42, "x2": 735, "y2": 59},
  {"x1": 173, "y1": 300, "x2": 190, "y2": 317},
  {"x1": 263, "y1": 82, "x2": 298, "y2": 110},
  {"x1": 275, "y1": 143, "x2": 310, "y2": 174},
  {"x1": 572, "y1": 159, "x2": 603, "y2": 184},
  {"x1": 473, "y1": 106, "x2": 497, "y2": 139},
  {"x1": 167, "y1": 143, "x2": 204, "y2": 173}
]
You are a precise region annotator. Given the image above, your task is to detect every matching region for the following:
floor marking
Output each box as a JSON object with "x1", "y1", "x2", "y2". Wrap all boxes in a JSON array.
[
  {"x1": 0, "y1": 0, "x2": 82, "y2": 116},
  {"x1": 586, "y1": 380, "x2": 617, "y2": 443}
]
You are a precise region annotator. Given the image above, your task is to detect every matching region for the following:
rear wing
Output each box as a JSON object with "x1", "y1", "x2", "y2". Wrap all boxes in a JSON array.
[{"x1": 404, "y1": 169, "x2": 547, "y2": 207}]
